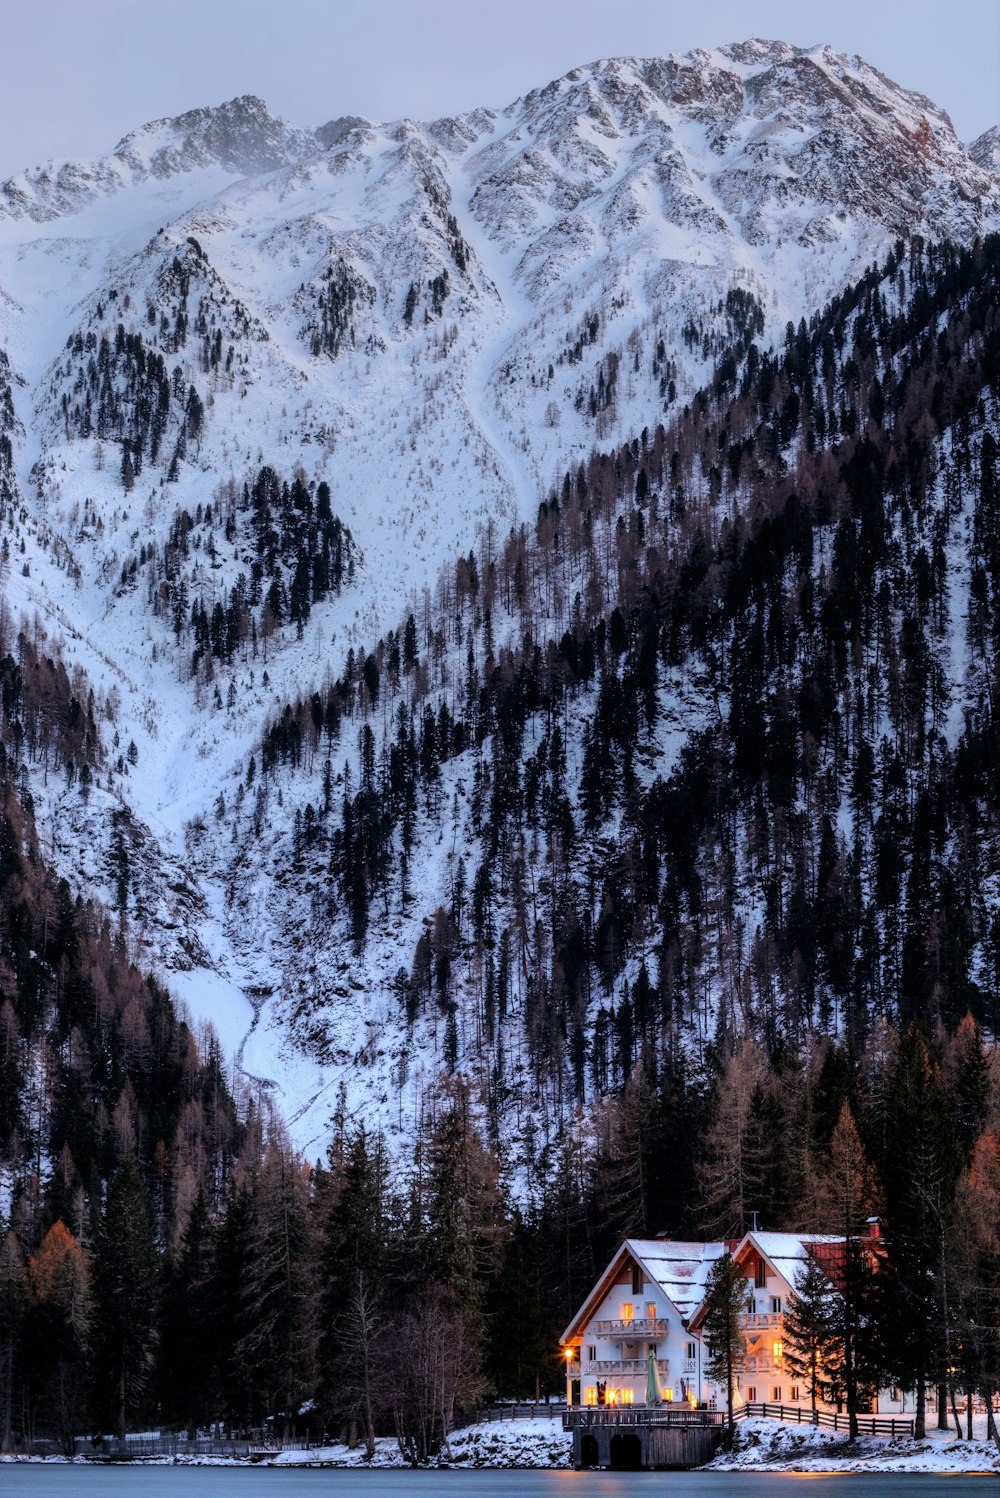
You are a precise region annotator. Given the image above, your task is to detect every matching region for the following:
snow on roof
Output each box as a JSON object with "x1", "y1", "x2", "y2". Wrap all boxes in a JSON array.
[
  {"x1": 627, "y1": 1238, "x2": 730, "y2": 1321},
  {"x1": 745, "y1": 1231, "x2": 845, "y2": 1290},
  {"x1": 562, "y1": 1229, "x2": 857, "y2": 1344}
]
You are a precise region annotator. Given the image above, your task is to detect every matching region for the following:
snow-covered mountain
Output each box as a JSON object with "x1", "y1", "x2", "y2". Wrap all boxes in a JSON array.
[{"x1": 0, "y1": 41, "x2": 997, "y2": 1151}]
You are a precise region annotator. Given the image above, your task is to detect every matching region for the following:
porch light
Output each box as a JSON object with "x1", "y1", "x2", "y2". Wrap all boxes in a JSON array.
[{"x1": 565, "y1": 1347, "x2": 574, "y2": 1361}]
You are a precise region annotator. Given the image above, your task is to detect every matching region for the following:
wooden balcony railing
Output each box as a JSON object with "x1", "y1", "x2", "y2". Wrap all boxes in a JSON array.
[
  {"x1": 591, "y1": 1317, "x2": 671, "y2": 1337},
  {"x1": 742, "y1": 1311, "x2": 783, "y2": 1329}
]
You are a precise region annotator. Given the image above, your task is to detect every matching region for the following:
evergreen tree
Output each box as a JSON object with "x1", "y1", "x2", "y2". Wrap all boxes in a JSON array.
[
  {"x1": 0, "y1": 1231, "x2": 26, "y2": 1451},
  {"x1": 701, "y1": 1250, "x2": 751, "y2": 1435},
  {"x1": 783, "y1": 1252, "x2": 837, "y2": 1419},
  {"x1": 316, "y1": 1125, "x2": 390, "y2": 1441},
  {"x1": 90, "y1": 1160, "x2": 158, "y2": 1439},
  {"x1": 158, "y1": 1190, "x2": 217, "y2": 1436},
  {"x1": 877, "y1": 1028, "x2": 960, "y2": 1439}
]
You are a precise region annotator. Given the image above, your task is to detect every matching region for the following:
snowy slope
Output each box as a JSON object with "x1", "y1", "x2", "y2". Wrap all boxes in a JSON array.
[{"x1": 0, "y1": 40, "x2": 997, "y2": 1150}]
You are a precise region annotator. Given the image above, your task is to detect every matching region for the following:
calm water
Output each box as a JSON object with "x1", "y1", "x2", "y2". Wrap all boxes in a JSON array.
[{"x1": 0, "y1": 1470, "x2": 994, "y2": 1498}]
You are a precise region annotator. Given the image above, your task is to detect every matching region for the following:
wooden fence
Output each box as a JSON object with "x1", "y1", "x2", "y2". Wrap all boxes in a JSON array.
[{"x1": 740, "y1": 1401, "x2": 915, "y2": 1436}]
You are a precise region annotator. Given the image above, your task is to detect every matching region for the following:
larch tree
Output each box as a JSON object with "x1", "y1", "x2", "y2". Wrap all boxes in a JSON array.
[
  {"x1": 23, "y1": 1221, "x2": 92, "y2": 1450},
  {"x1": 950, "y1": 1131, "x2": 1000, "y2": 1447},
  {"x1": 816, "y1": 1102, "x2": 880, "y2": 1440}
]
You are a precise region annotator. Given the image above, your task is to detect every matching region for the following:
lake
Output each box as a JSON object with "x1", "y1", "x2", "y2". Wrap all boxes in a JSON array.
[{"x1": 0, "y1": 1469, "x2": 994, "y2": 1498}]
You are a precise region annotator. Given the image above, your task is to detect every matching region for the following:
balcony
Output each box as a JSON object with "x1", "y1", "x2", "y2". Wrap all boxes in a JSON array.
[
  {"x1": 566, "y1": 1362, "x2": 581, "y2": 1378},
  {"x1": 742, "y1": 1312, "x2": 783, "y2": 1330},
  {"x1": 680, "y1": 1357, "x2": 697, "y2": 1374},
  {"x1": 592, "y1": 1317, "x2": 671, "y2": 1338},
  {"x1": 583, "y1": 1359, "x2": 669, "y2": 1376}
]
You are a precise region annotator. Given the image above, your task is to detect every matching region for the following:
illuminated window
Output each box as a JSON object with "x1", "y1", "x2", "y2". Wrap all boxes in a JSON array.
[
  {"x1": 772, "y1": 1340, "x2": 783, "y2": 1361},
  {"x1": 584, "y1": 1386, "x2": 597, "y2": 1406},
  {"x1": 621, "y1": 1301, "x2": 634, "y2": 1323},
  {"x1": 621, "y1": 1389, "x2": 634, "y2": 1405},
  {"x1": 663, "y1": 1388, "x2": 674, "y2": 1402},
  {"x1": 646, "y1": 1302, "x2": 657, "y2": 1320}
]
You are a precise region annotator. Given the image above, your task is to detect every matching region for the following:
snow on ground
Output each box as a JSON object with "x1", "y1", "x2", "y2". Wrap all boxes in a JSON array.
[
  {"x1": 708, "y1": 1415, "x2": 1000, "y2": 1474},
  {"x1": 4, "y1": 1415, "x2": 1000, "y2": 1471},
  {"x1": 1, "y1": 42, "x2": 998, "y2": 1155},
  {"x1": 272, "y1": 1416, "x2": 573, "y2": 1469},
  {"x1": 0, "y1": 1417, "x2": 572, "y2": 1470}
]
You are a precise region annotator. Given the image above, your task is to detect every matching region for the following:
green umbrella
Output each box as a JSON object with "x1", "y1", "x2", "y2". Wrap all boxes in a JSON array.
[{"x1": 646, "y1": 1348, "x2": 663, "y2": 1406}]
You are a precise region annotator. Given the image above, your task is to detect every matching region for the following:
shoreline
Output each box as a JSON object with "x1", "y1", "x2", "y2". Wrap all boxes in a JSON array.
[{"x1": 2, "y1": 1415, "x2": 998, "y2": 1475}]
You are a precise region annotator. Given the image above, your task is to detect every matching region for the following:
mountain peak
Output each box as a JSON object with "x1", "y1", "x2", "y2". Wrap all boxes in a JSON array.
[
  {"x1": 113, "y1": 92, "x2": 312, "y2": 178},
  {"x1": 970, "y1": 124, "x2": 1000, "y2": 173}
]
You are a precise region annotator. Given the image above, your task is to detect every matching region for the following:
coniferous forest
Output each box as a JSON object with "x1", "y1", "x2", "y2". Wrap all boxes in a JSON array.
[{"x1": 2, "y1": 235, "x2": 1000, "y2": 1453}]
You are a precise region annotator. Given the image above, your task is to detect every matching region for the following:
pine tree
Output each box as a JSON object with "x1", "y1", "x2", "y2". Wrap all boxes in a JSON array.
[
  {"x1": 701, "y1": 1250, "x2": 751, "y2": 1435},
  {"x1": 0, "y1": 1230, "x2": 26, "y2": 1450},
  {"x1": 878, "y1": 1028, "x2": 960, "y2": 1439},
  {"x1": 91, "y1": 1159, "x2": 158, "y2": 1439},
  {"x1": 157, "y1": 1189, "x2": 217, "y2": 1436},
  {"x1": 782, "y1": 1252, "x2": 836, "y2": 1419},
  {"x1": 316, "y1": 1124, "x2": 390, "y2": 1441}
]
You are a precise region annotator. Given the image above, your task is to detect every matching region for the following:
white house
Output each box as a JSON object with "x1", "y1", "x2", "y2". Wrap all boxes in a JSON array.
[
  {"x1": 562, "y1": 1225, "x2": 908, "y2": 1414},
  {"x1": 560, "y1": 1238, "x2": 728, "y2": 1408}
]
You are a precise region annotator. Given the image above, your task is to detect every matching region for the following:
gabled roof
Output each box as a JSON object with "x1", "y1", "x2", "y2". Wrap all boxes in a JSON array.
[
  {"x1": 627, "y1": 1239, "x2": 730, "y2": 1321},
  {"x1": 744, "y1": 1230, "x2": 845, "y2": 1290},
  {"x1": 687, "y1": 1230, "x2": 847, "y2": 1330},
  {"x1": 560, "y1": 1238, "x2": 728, "y2": 1344}
]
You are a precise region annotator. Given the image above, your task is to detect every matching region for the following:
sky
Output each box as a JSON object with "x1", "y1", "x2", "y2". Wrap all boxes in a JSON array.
[{"x1": 2, "y1": 0, "x2": 999, "y2": 180}]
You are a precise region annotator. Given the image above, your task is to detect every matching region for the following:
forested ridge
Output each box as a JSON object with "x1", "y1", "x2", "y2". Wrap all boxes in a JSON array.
[
  {"x1": 257, "y1": 235, "x2": 1000, "y2": 1100},
  {"x1": 2, "y1": 236, "x2": 1000, "y2": 1451}
]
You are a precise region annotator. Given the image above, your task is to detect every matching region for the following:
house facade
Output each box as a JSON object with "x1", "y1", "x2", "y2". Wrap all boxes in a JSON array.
[
  {"x1": 560, "y1": 1239, "x2": 727, "y2": 1408},
  {"x1": 562, "y1": 1227, "x2": 908, "y2": 1414}
]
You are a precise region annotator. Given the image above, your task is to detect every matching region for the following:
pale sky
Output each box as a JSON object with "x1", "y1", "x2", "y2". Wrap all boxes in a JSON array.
[{"x1": 2, "y1": 0, "x2": 999, "y2": 180}]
